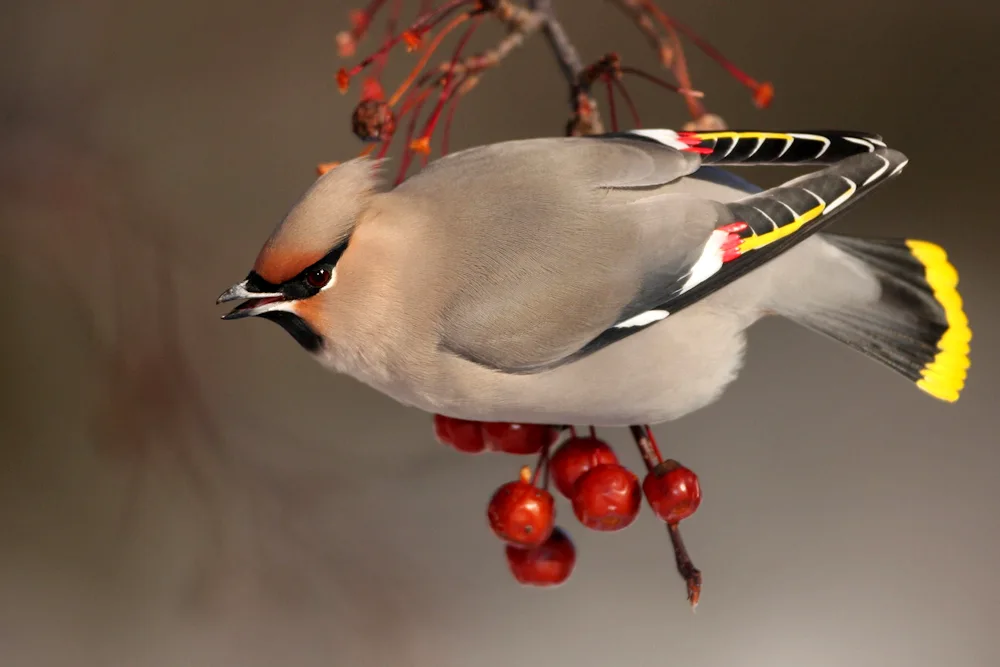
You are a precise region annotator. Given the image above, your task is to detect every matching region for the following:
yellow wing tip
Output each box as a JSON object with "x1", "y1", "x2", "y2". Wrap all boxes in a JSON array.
[{"x1": 906, "y1": 239, "x2": 971, "y2": 403}]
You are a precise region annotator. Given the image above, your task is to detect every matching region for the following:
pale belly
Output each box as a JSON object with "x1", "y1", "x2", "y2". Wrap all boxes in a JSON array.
[{"x1": 327, "y1": 305, "x2": 754, "y2": 426}]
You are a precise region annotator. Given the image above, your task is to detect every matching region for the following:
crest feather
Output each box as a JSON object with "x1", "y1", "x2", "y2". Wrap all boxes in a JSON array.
[{"x1": 253, "y1": 156, "x2": 387, "y2": 284}]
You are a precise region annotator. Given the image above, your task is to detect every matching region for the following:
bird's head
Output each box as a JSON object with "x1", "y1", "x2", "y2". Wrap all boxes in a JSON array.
[{"x1": 216, "y1": 157, "x2": 385, "y2": 352}]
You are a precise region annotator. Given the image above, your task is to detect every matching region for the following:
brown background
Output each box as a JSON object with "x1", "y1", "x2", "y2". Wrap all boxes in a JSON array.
[{"x1": 1, "y1": 1, "x2": 998, "y2": 665}]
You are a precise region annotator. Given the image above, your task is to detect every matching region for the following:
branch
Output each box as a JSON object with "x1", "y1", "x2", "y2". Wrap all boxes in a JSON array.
[
  {"x1": 332, "y1": 0, "x2": 772, "y2": 159},
  {"x1": 528, "y1": 0, "x2": 604, "y2": 135},
  {"x1": 528, "y1": 0, "x2": 582, "y2": 83},
  {"x1": 442, "y1": 6, "x2": 543, "y2": 75}
]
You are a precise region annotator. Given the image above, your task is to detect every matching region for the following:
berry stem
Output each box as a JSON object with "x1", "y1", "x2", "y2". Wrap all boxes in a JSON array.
[
  {"x1": 410, "y1": 13, "x2": 482, "y2": 154},
  {"x1": 411, "y1": 0, "x2": 477, "y2": 38},
  {"x1": 665, "y1": 16, "x2": 773, "y2": 108},
  {"x1": 604, "y1": 77, "x2": 619, "y2": 132},
  {"x1": 339, "y1": 0, "x2": 473, "y2": 96},
  {"x1": 353, "y1": 0, "x2": 389, "y2": 41},
  {"x1": 542, "y1": 449, "x2": 552, "y2": 490},
  {"x1": 605, "y1": 0, "x2": 668, "y2": 64},
  {"x1": 668, "y1": 521, "x2": 702, "y2": 609},
  {"x1": 388, "y1": 11, "x2": 472, "y2": 107},
  {"x1": 629, "y1": 424, "x2": 702, "y2": 609},
  {"x1": 439, "y1": 72, "x2": 468, "y2": 155},
  {"x1": 628, "y1": 424, "x2": 662, "y2": 471},
  {"x1": 644, "y1": 425, "x2": 664, "y2": 463},
  {"x1": 529, "y1": 440, "x2": 553, "y2": 489},
  {"x1": 372, "y1": 0, "x2": 405, "y2": 77},
  {"x1": 395, "y1": 88, "x2": 433, "y2": 183},
  {"x1": 375, "y1": 79, "x2": 433, "y2": 160},
  {"x1": 610, "y1": 77, "x2": 641, "y2": 128},
  {"x1": 638, "y1": 1, "x2": 705, "y2": 119},
  {"x1": 619, "y1": 65, "x2": 702, "y2": 97}
]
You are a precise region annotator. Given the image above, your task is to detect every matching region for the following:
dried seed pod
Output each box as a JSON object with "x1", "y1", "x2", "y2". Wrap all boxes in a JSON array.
[
  {"x1": 682, "y1": 113, "x2": 727, "y2": 132},
  {"x1": 351, "y1": 99, "x2": 396, "y2": 142}
]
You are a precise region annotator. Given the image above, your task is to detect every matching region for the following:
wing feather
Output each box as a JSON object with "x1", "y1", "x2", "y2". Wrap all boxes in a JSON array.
[
  {"x1": 421, "y1": 130, "x2": 907, "y2": 374},
  {"x1": 560, "y1": 147, "x2": 910, "y2": 364}
]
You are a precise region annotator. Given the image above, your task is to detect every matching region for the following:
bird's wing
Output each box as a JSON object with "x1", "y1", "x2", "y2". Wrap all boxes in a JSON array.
[
  {"x1": 568, "y1": 145, "x2": 910, "y2": 363},
  {"x1": 415, "y1": 130, "x2": 904, "y2": 374}
]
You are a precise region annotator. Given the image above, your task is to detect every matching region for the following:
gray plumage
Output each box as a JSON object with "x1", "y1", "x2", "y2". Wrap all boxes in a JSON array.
[{"x1": 218, "y1": 130, "x2": 970, "y2": 425}]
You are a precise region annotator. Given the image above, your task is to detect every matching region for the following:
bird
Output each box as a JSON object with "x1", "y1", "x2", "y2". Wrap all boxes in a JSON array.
[{"x1": 216, "y1": 129, "x2": 971, "y2": 426}]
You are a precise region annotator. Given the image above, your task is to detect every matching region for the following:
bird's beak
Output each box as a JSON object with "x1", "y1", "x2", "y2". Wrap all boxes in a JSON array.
[{"x1": 216, "y1": 279, "x2": 289, "y2": 320}]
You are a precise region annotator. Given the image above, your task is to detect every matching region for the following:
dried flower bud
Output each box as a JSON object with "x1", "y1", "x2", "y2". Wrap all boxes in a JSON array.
[
  {"x1": 316, "y1": 162, "x2": 340, "y2": 176},
  {"x1": 336, "y1": 67, "x2": 351, "y2": 93},
  {"x1": 752, "y1": 81, "x2": 775, "y2": 109},
  {"x1": 348, "y1": 8, "x2": 370, "y2": 32},
  {"x1": 457, "y1": 75, "x2": 480, "y2": 96},
  {"x1": 336, "y1": 31, "x2": 357, "y2": 58},
  {"x1": 682, "y1": 113, "x2": 727, "y2": 132},
  {"x1": 360, "y1": 77, "x2": 385, "y2": 102},
  {"x1": 409, "y1": 136, "x2": 432, "y2": 154},
  {"x1": 352, "y1": 99, "x2": 396, "y2": 142},
  {"x1": 658, "y1": 43, "x2": 674, "y2": 68},
  {"x1": 566, "y1": 93, "x2": 603, "y2": 136},
  {"x1": 579, "y1": 53, "x2": 622, "y2": 88},
  {"x1": 402, "y1": 30, "x2": 422, "y2": 51}
]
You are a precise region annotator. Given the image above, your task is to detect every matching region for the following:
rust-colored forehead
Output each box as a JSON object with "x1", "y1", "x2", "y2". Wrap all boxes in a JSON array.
[
  {"x1": 253, "y1": 244, "x2": 325, "y2": 284},
  {"x1": 249, "y1": 156, "x2": 382, "y2": 284}
]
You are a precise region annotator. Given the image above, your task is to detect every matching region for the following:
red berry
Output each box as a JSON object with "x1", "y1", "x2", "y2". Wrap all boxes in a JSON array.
[
  {"x1": 549, "y1": 436, "x2": 619, "y2": 498},
  {"x1": 487, "y1": 478, "x2": 555, "y2": 547},
  {"x1": 642, "y1": 460, "x2": 702, "y2": 524},
  {"x1": 433, "y1": 414, "x2": 486, "y2": 453},
  {"x1": 571, "y1": 463, "x2": 642, "y2": 532},
  {"x1": 505, "y1": 527, "x2": 576, "y2": 586},
  {"x1": 482, "y1": 422, "x2": 559, "y2": 455}
]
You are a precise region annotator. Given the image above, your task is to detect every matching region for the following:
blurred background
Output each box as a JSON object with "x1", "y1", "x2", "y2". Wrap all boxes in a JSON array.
[{"x1": 1, "y1": 1, "x2": 998, "y2": 665}]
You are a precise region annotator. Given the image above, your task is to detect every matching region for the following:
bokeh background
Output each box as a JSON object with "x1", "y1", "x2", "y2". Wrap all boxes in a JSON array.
[{"x1": 2, "y1": 1, "x2": 998, "y2": 665}]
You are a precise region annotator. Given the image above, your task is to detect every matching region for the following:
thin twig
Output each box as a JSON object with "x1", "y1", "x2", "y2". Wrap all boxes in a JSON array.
[
  {"x1": 604, "y1": 0, "x2": 671, "y2": 66},
  {"x1": 528, "y1": 0, "x2": 604, "y2": 134},
  {"x1": 439, "y1": 5, "x2": 545, "y2": 76}
]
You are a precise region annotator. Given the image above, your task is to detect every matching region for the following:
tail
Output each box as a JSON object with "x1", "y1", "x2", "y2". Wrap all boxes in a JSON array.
[{"x1": 781, "y1": 234, "x2": 971, "y2": 403}]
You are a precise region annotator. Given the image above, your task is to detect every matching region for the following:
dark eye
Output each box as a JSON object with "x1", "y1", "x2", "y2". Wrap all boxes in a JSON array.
[{"x1": 306, "y1": 266, "x2": 332, "y2": 289}]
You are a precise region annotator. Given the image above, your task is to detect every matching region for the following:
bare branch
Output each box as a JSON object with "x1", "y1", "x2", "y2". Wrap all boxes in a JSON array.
[
  {"x1": 527, "y1": 0, "x2": 604, "y2": 134},
  {"x1": 528, "y1": 0, "x2": 583, "y2": 83}
]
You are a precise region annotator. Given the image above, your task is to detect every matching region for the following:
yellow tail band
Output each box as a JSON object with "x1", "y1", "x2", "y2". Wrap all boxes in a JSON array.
[{"x1": 905, "y1": 240, "x2": 972, "y2": 402}]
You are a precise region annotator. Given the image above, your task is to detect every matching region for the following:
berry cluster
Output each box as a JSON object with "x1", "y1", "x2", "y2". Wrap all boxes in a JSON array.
[{"x1": 434, "y1": 417, "x2": 703, "y2": 607}]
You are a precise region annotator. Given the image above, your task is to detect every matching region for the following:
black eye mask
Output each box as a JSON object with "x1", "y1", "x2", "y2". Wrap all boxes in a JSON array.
[{"x1": 247, "y1": 239, "x2": 349, "y2": 301}]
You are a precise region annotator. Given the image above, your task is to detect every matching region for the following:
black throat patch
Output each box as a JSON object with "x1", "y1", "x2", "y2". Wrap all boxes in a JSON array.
[{"x1": 258, "y1": 310, "x2": 324, "y2": 353}]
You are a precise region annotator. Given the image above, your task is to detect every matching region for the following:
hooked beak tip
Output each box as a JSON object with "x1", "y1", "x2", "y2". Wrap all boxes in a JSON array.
[
  {"x1": 216, "y1": 278, "x2": 290, "y2": 321},
  {"x1": 217, "y1": 280, "x2": 251, "y2": 305}
]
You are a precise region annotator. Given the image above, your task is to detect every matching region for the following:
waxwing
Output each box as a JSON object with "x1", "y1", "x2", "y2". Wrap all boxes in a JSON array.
[{"x1": 217, "y1": 129, "x2": 971, "y2": 426}]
